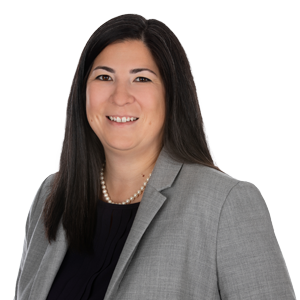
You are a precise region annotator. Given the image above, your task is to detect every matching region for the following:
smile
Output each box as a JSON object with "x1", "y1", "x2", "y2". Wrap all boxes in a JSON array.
[{"x1": 107, "y1": 116, "x2": 139, "y2": 123}]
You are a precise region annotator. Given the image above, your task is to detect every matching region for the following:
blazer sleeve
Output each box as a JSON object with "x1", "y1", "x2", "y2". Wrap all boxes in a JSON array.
[
  {"x1": 13, "y1": 175, "x2": 53, "y2": 300},
  {"x1": 216, "y1": 181, "x2": 296, "y2": 300}
]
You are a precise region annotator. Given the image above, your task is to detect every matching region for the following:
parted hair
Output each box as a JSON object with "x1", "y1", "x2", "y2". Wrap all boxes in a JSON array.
[{"x1": 43, "y1": 14, "x2": 223, "y2": 253}]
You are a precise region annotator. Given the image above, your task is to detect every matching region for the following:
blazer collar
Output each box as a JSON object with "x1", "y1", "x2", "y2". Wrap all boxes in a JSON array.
[
  {"x1": 148, "y1": 145, "x2": 183, "y2": 192},
  {"x1": 30, "y1": 145, "x2": 183, "y2": 300}
]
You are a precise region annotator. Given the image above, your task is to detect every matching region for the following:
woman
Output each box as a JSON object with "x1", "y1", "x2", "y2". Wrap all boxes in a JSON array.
[{"x1": 14, "y1": 14, "x2": 296, "y2": 300}]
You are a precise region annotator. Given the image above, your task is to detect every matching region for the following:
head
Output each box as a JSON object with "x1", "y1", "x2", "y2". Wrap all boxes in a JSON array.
[
  {"x1": 85, "y1": 39, "x2": 166, "y2": 155},
  {"x1": 44, "y1": 14, "x2": 222, "y2": 252},
  {"x1": 69, "y1": 13, "x2": 209, "y2": 164}
]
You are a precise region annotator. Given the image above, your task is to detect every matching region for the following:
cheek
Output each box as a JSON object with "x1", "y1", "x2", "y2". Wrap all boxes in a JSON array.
[
  {"x1": 141, "y1": 94, "x2": 165, "y2": 128},
  {"x1": 136, "y1": 85, "x2": 165, "y2": 111},
  {"x1": 150, "y1": 89, "x2": 165, "y2": 120},
  {"x1": 86, "y1": 84, "x2": 105, "y2": 116}
]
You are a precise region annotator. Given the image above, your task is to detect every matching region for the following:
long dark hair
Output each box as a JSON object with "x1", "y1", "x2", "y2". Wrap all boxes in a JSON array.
[{"x1": 43, "y1": 14, "x2": 223, "y2": 253}]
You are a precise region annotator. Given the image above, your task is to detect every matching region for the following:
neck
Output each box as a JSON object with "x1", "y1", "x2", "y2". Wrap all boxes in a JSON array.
[{"x1": 102, "y1": 144, "x2": 162, "y2": 203}]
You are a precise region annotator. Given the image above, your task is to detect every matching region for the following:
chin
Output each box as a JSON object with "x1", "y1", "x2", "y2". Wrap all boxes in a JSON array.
[{"x1": 106, "y1": 141, "x2": 138, "y2": 151}]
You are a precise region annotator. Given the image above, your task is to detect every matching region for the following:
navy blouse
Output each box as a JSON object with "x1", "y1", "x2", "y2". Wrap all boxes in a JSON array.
[{"x1": 46, "y1": 199, "x2": 140, "y2": 300}]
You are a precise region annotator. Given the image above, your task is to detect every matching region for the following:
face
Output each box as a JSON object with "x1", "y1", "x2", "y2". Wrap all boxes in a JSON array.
[{"x1": 86, "y1": 40, "x2": 165, "y2": 154}]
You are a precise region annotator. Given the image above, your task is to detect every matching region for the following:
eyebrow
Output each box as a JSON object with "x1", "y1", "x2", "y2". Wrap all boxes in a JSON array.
[{"x1": 92, "y1": 66, "x2": 157, "y2": 77}]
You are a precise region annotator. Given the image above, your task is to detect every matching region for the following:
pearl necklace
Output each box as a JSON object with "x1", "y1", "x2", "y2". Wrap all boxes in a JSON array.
[{"x1": 100, "y1": 163, "x2": 152, "y2": 205}]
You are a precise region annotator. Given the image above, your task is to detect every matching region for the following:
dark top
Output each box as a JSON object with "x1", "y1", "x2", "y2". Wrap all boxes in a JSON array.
[{"x1": 46, "y1": 199, "x2": 140, "y2": 300}]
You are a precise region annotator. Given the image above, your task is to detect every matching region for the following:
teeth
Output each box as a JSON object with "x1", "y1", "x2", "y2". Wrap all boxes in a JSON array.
[{"x1": 109, "y1": 116, "x2": 138, "y2": 123}]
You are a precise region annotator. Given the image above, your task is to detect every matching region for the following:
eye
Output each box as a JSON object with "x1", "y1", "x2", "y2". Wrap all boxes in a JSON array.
[
  {"x1": 96, "y1": 75, "x2": 112, "y2": 81},
  {"x1": 135, "y1": 77, "x2": 151, "y2": 82}
]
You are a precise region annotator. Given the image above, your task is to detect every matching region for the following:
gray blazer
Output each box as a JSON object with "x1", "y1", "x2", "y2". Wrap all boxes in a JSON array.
[{"x1": 14, "y1": 147, "x2": 296, "y2": 300}]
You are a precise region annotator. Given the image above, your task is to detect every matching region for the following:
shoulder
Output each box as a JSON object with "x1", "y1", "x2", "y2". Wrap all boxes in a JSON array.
[
  {"x1": 182, "y1": 163, "x2": 238, "y2": 188},
  {"x1": 177, "y1": 163, "x2": 263, "y2": 211},
  {"x1": 179, "y1": 163, "x2": 239, "y2": 197},
  {"x1": 26, "y1": 173, "x2": 57, "y2": 237}
]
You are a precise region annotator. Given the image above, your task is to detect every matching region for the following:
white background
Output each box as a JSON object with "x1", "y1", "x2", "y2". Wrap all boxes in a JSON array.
[{"x1": 1, "y1": 0, "x2": 299, "y2": 298}]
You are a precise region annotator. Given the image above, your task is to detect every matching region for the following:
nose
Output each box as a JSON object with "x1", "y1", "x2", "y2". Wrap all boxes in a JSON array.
[{"x1": 110, "y1": 81, "x2": 134, "y2": 106}]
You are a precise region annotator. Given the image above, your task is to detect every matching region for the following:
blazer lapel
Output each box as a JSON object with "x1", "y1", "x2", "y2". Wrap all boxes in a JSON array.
[
  {"x1": 103, "y1": 146, "x2": 183, "y2": 300},
  {"x1": 29, "y1": 221, "x2": 68, "y2": 300}
]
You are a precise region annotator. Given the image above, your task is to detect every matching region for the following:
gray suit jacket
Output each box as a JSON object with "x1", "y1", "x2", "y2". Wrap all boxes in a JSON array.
[{"x1": 14, "y1": 147, "x2": 296, "y2": 299}]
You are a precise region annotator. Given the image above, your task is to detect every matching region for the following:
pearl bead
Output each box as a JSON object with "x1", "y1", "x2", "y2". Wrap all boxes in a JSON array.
[{"x1": 100, "y1": 164, "x2": 153, "y2": 205}]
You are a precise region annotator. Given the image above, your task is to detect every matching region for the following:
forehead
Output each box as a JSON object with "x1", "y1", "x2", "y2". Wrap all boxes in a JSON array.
[{"x1": 92, "y1": 40, "x2": 158, "y2": 70}]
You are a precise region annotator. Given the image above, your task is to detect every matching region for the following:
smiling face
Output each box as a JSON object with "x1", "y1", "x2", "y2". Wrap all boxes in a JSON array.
[{"x1": 86, "y1": 40, "x2": 165, "y2": 155}]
